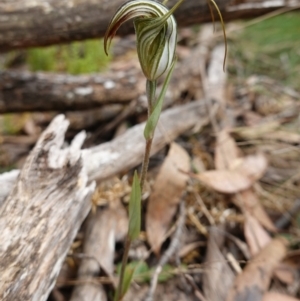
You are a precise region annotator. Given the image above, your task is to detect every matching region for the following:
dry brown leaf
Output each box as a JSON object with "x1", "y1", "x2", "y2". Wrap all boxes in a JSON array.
[
  {"x1": 226, "y1": 237, "x2": 288, "y2": 301},
  {"x1": 215, "y1": 129, "x2": 241, "y2": 170},
  {"x1": 146, "y1": 142, "x2": 190, "y2": 255},
  {"x1": 263, "y1": 131, "x2": 300, "y2": 144},
  {"x1": 231, "y1": 120, "x2": 280, "y2": 141},
  {"x1": 244, "y1": 213, "x2": 271, "y2": 256},
  {"x1": 214, "y1": 130, "x2": 274, "y2": 230},
  {"x1": 285, "y1": 250, "x2": 300, "y2": 268},
  {"x1": 274, "y1": 262, "x2": 296, "y2": 285},
  {"x1": 195, "y1": 170, "x2": 252, "y2": 193},
  {"x1": 203, "y1": 227, "x2": 235, "y2": 301},
  {"x1": 244, "y1": 210, "x2": 294, "y2": 285},
  {"x1": 233, "y1": 153, "x2": 268, "y2": 181},
  {"x1": 89, "y1": 200, "x2": 128, "y2": 276},
  {"x1": 195, "y1": 153, "x2": 267, "y2": 194},
  {"x1": 263, "y1": 292, "x2": 300, "y2": 301},
  {"x1": 234, "y1": 189, "x2": 276, "y2": 232}
]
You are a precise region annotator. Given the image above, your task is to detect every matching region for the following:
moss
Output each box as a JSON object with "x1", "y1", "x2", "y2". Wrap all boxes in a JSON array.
[{"x1": 27, "y1": 39, "x2": 111, "y2": 74}]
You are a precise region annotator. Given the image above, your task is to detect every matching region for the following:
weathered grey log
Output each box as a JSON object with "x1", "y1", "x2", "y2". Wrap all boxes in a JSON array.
[
  {"x1": 0, "y1": 169, "x2": 19, "y2": 207},
  {"x1": 84, "y1": 100, "x2": 211, "y2": 181},
  {"x1": 0, "y1": 115, "x2": 95, "y2": 301},
  {"x1": 0, "y1": 100, "x2": 211, "y2": 300},
  {"x1": 0, "y1": 0, "x2": 297, "y2": 52},
  {"x1": 0, "y1": 100, "x2": 211, "y2": 204}
]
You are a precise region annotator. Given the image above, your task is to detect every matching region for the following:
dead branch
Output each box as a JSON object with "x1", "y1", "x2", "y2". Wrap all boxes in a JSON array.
[
  {"x1": 0, "y1": 0, "x2": 297, "y2": 52},
  {"x1": 0, "y1": 44, "x2": 199, "y2": 113},
  {"x1": 0, "y1": 115, "x2": 95, "y2": 301},
  {"x1": 0, "y1": 100, "x2": 211, "y2": 205},
  {"x1": 0, "y1": 68, "x2": 143, "y2": 112}
]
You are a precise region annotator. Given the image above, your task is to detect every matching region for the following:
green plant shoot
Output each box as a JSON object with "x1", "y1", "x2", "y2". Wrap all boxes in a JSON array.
[
  {"x1": 104, "y1": 0, "x2": 227, "y2": 300},
  {"x1": 128, "y1": 171, "x2": 141, "y2": 240},
  {"x1": 144, "y1": 59, "x2": 176, "y2": 140},
  {"x1": 114, "y1": 264, "x2": 135, "y2": 301}
]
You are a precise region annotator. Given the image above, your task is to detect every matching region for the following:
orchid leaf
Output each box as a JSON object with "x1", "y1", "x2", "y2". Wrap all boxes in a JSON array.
[
  {"x1": 128, "y1": 171, "x2": 141, "y2": 241},
  {"x1": 144, "y1": 58, "x2": 176, "y2": 140}
]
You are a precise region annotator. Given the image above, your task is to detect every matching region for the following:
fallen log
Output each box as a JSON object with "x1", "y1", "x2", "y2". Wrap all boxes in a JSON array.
[
  {"x1": 0, "y1": 115, "x2": 95, "y2": 301},
  {"x1": 0, "y1": 99, "x2": 211, "y2": 205},
  {"x1": 0, "y1": 100, "x2": 211, "y2": 300},
  {"x1": 0, "y1": 100, "x2": 209, "y2": 195},
  {"x1": 0, "y1": 68, "x2": 144, "y2": 112},
  {"x1": 0, "y1": 0, "x2": 297, "y2": 52},
  {"x1": 0, "y1": 43, "x2": 198, "y2": 113}
]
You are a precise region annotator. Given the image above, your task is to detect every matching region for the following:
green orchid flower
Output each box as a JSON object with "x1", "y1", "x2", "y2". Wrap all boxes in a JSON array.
[{"x1": 104, "y1": 0, "x2": 182, "y2": 81}]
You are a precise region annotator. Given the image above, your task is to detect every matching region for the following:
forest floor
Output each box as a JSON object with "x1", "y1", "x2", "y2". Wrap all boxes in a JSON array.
[{"x1": 1, "y1": 10, "x2": 300, "y2": 301}]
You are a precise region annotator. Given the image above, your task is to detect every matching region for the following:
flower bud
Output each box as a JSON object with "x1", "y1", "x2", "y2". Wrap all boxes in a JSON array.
[{"x1": 104, "y1": 0, "x2": 179, "y2": 81}]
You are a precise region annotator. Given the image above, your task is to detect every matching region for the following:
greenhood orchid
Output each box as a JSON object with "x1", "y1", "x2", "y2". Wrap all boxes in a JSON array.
[
  {"x1": 104, "y1": 0, "x2": 183, "y2": 81},
  {"x1": 104, "y1": 2, "x2": 227, "y2": 300}
]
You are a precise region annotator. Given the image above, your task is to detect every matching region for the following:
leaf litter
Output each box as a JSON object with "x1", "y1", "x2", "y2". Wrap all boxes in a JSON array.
[
  {"x1": 49, "y1": 19, "x2": 300, "y2": 301},
  {"x1": 146, "y1": 142, "x2": 190, "y2": 255}
]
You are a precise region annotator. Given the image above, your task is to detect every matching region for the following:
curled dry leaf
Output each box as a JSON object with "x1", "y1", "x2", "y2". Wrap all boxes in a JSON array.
[
  {"x1": 194, "y1": 152, "x2": 267, "y2": 194},
  {"x1": 244, "y1": 213, "x2": 272, "y2": 256},
  {"x1": 203, "y1": 227, "x2": 235, "y2": 301},
  {"x1": 233, "y1": 189, "x2": 276, "y2": 232},
  {"x1": 244, "y1": 214, "x2": 296, "y2": 285},
  {"x1": 214, "y1": 130, "x2": 275, "y2": 229},
  {"x1": 215, "y1": 129, "x2": 241, "y2": 170},
  {"x1": 214, "y1": 130, "x2": 276, "y2": 230},
  {"x1": 226, "y1": 237, "x2": 288, "y2": 301},
  {"x1": 146, "y1": 142, "x2": 190, "y2": 255},
  {"x1": 83, "y1": 200, "x2": 128, "y2": 277},
  {"x1": 274, "y1": 262, "x2": 296, "y2": 285}
]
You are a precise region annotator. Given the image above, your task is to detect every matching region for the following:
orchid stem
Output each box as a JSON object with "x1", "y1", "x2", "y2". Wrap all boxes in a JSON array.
[
  {"x1": 115, "y1": 80, "x2": 156, "y2": 301},
  {"x1": 140, "y1": 80, "x2": 157, "y2": 190}
]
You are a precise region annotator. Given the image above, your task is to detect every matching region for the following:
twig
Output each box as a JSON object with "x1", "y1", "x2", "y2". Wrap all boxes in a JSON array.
[
  {"x1": 193, "y1": 189, "x2": 215, "y2": 226},
  {"x1": 184, "y1": 274, "x2": 207, "y2": 301},
  {"x1": 145, "y1": 199, "x2": 186, "y2": 301},
  {"x1": 226, "y1": 252, "x2": 242, "y2": 274},
  {"x1": 187, "y1": 206, "x2": 208, "y2": 237},
  {"x1": 91, "y1": 100, "x2": 138, "y2": 140}
]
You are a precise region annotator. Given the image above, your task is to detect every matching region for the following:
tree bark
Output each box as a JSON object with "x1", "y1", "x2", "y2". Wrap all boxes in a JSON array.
[
  {"x1": 0, "y1": 115, "x2": 95, "y2": 301},
  {"x1": 0, "y1": 0, "x2": 297, "y2": 52}
]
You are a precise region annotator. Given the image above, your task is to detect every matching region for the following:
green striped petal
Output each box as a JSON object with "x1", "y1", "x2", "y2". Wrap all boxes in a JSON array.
[{"x1": 104, "y1": 0, "x2": 181, "y2": 80}]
